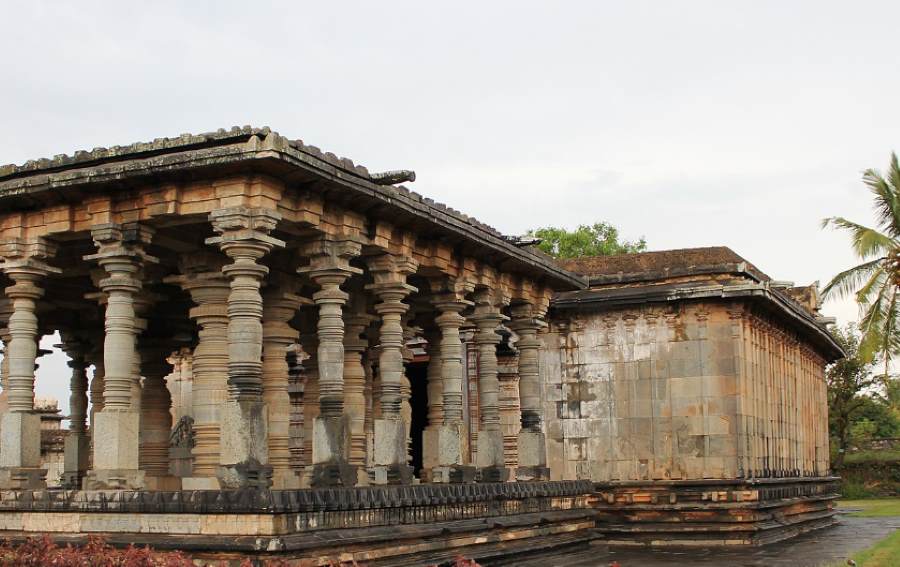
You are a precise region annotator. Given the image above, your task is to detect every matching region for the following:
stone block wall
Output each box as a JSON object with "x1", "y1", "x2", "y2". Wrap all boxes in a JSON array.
[{"x1": 540, "y1": 300, "x2": 830, "y2": 482}]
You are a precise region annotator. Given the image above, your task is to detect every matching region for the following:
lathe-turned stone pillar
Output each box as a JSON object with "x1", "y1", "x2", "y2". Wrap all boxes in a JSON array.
[
  {"x1": 207, "y1": 207, "x2": 285, "y2": 489},
  {"x1": 366, "y1": 254, "x2": 418, "y2": 485},
  {"x1": 166, "y1": 254, "x2": 230, "y2": 488},
  {"x1": 425, "y1": 288, "x2": 475, "y2": 483},
  {"x1": 0, "y1": 300, "x2": 12, "y2": 416},
  {"x1": 261, "y1": 285, "x2": 305, "y2": 489},
  {"x1": 88, "y1": 346, "x2": 105, "y2": 453},
  {"x1": 85, "y1": 223, "x2": 155, "y2": 490},
  {"x1": 470, "y1": 290, "x2": 509, "y2": 482},
  {"x1": 140, "y1": 342, "x2": 179, "y2": 489},
  {"x1": 510, "y1": 303, "x2": 550, "y2": 480},
  {"x1": 0, "y1": 238, "x2": 58, "y2": 489},
  {"x1": 298, "y1": 327, "x2": 320, "y2": 482},
  {"x1": 421, "y1": 328, "x2": 443, "y2": 471},
  {"x1": 299, "y1": 239, "x2": 362, "y2": 487},
  {"x1": 344, "y1": 293, "x2": 374, "y2": 484},
  {"x1": 60, "y1": 336, "x2": 89, "y2": 489}
]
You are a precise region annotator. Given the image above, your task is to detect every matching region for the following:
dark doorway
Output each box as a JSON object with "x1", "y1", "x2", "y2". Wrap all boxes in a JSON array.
[{"x1": 406, "y1": 361, "x2": 429, "y2": 477}]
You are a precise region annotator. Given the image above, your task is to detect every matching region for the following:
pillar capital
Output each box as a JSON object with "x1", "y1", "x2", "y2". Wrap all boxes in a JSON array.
[
  {"x1": 301, "y1": 238, "x2": 363, "y2": 274},
  {"x1": 0, "y1": 237, "x2": 61, "y2": 297}
]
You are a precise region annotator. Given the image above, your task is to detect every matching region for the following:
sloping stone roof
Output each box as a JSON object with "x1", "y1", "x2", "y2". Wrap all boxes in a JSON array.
[
  {"x1": 553, "y1": 247, "x2": 842, "y2": 361},
  {"x1": 0, "y1": 126, "x2": 586, "y2": 290},
  {"x1": 0, "y1": 125, "x2": 512, "y2": 239},
  {"x1": 557, "y1": 246, "x2": 771, "y2": 283}
]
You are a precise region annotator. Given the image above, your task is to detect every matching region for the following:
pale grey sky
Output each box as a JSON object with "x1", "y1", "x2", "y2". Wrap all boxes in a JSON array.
[{"x1": 2, "y1": 1, "x2": 899, "y2": 417}]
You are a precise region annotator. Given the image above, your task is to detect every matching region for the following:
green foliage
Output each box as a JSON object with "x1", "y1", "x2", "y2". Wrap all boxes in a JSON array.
[
  {"x1": 842, "y1": 479, "x2": 878, "y2": 499},
  {"x1": 828, "y1": 325, "x2": 882, "y2": 467},
  {"x1": 851, "y1": 419, "x2": 880, "y2": 446},
  {"x1": 526, "y1": 222, "x2": 646, "y2": 259},
  {"x1": 853, "y1": 397, "x2": 900, "y2": 439},
  {"x1": 822, "y1": 152, "x2": 900, "y2": 368}
]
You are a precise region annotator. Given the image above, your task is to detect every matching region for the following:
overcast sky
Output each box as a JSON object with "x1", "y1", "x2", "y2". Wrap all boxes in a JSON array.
[{"x1": 2, "y1": 1, "x2": 899, "y2": 417}]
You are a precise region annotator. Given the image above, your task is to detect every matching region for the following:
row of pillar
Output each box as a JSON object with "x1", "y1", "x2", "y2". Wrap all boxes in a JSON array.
[{"x1": 0, "y1": 207, "x2": 549, "y2": 490}]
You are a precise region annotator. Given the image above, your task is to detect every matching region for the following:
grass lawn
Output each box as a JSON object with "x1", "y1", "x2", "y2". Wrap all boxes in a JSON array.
[
  {"x1": 838, "y1": 498, "x2": 900, "y2": 517},
  {"x1": 833, "y1": 499, "x2": 900, "y2": 566},
  {"x1": 845, "y1": 529, "x2": 900, "y2": 567}
]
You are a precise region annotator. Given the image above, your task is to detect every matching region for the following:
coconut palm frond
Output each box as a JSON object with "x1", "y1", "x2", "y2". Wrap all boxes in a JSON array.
[
  {"x1": 821, "y1": 257, "x2": 885, "y2": 299},
  {"x1": 859, "y1": 282, "x2": 892, "y2": 362},
  {"x1": 863, "y1": 162, "x2": 900, "y2": 237},
  {"x1": 824, "y1": 153, "x2": 900, "y2": 364},
  {"x1": 854, "y1": 263, "x2": 889, "y2": 305},
  {"x1": 879, "y1": 286, "x2": 899, "y2": 375},
  {"x1": 822, "y1": 217, "x2": 897, "y2": 260}
]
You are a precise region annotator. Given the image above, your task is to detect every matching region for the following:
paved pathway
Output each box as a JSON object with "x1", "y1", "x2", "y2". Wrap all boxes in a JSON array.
[{"x1": 490, "y1": 514, "x2": 900, "y2": 567}]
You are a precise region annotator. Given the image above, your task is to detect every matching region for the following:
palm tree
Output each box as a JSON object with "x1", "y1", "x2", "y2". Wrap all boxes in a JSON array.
[{"x1": 822, "y1": 152, "x2": 900, "y2": 372}]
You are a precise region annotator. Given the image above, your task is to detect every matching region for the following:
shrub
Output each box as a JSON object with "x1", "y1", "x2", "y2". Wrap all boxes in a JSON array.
[{"x1": 0, "y1": 535, "x2": 196, "y2": 567}]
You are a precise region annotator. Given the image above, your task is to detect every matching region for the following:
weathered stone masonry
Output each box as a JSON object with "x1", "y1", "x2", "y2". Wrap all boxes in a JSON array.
[{"x1": 548, "y1": 249, "x2": 842, "y2": 546}]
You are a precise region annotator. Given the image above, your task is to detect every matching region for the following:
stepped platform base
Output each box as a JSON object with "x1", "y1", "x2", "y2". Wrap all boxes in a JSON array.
[
  {"x1": 0, "y1": 480, "x2": 595, "y2": 565},
  {"x1": 592, "y1": 476, "x2": 840, "y2": 547}
]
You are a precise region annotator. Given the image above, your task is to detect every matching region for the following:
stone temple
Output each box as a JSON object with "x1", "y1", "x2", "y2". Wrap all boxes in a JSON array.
[{"x1": 0, "y1": 127, "x2": 842, "y2": 563}]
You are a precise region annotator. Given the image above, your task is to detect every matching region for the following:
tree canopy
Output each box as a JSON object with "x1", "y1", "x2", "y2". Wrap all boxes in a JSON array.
[
  {"x1": 827, "y1": 325, "x2": 900, "y2": 468},
  {"x1": 822, "y1": 152, "x2": 900, "y2": 368},
  {"x1": 526, "y1": 222, "x2": 646, "y2": 259}
]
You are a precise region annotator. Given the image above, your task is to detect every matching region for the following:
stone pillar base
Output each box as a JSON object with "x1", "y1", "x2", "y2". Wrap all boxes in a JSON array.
[
  {"x1": 424, "y1": 465, "x2": 476, "y2": 484},
  {"x1": 373, "y1": 418, "x2": 407, "y2": 469},
  {"x1": 217, "y1": 461, "x2": 273, "y2": 489},
  {"x1": 309, "y1": 415, "x2": 356, "y2": 487},
  {"x1": 437, "y1": 423, "x2": 464, "y2": 465},
  {"x1": 273, "y1": 469, "x2": 302, "y2": 490},
  {"x1": 181, "y1": 476, "x2": 222, "y2": 490},
  {"x1": 476, "y1": 428, "x2": 508, "y2": 482},
  {"x1": 421, "y1": 427, "x2": 440, "y2": 471},
  {"x1": 309, "y1": 462, "x2": 359, "y2": 487},
  {"x1": 62, "y1": 434, "x2": 90, "y2": 489},
  {"x1": 218, "y1": 400, "x2": 271, "y2": 489},
  {"x1": 516, "y1": 466, "x2": 551, "y2": 481},
  {"x1": 370, "y1": 418, "x2": 412, "y2": 484},
  {"x1": 369, "y1": 464, "x2": 414, "y2": 485},
  {"x1": 517, "y1": 429, "x2": 548, "y2": 479},
  {"x1": 84, "y1": 469, "x2": 146, "y2": 490},
  {"x1": 0, "y1": 467, "x2": 46, "y2": 489},
  {"x1": 91, "y1": 411, "x2": 140, "y2": 472},
  {"x1": 144, "y1": 475, "x2": 182, "y2": 491},
  {"x1": 0, "y1": 412, "x2": 42, "y2": 469},
  {"x1": 477, "y1": 466, "x2": 510, "y2": 483}
]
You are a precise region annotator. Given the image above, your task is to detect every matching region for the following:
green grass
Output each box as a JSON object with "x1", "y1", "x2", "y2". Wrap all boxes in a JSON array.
[
  {"x1": 838, "y1": 498, "x2": 900, "y2": 517},
  {"x1": 843, "y1": 449, "x2": 900, "y2": 464},
  {"x1": 847, "y1": 529, "x2": 900, "y2": 567}
]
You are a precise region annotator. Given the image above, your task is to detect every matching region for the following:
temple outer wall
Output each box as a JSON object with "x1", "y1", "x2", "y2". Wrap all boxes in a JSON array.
[{"x1": 539, "y1": 300, "x2": 830, "y2": 483}]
